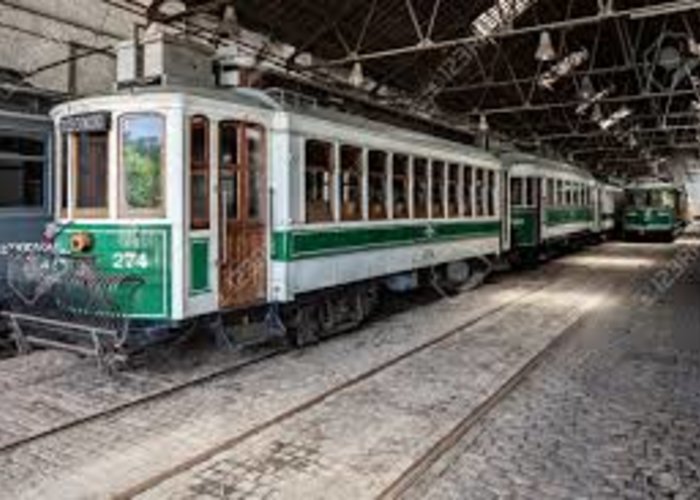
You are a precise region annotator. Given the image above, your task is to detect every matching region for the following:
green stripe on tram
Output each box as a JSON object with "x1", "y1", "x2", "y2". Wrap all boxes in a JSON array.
[
  {"x1": 272, "y1": 220, "x2": 501, "y2": 261},
  {"x1": 545, "y1": 207, "x2": 593, "y2": 226}
]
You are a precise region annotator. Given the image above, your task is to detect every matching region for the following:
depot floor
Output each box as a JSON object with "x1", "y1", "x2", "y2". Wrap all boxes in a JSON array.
[{"x1": 1, "y1": 229, "x2": 699, "y2": 500}]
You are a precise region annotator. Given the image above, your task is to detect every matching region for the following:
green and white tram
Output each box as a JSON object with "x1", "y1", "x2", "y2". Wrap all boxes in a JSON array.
[
  {"x1": 622, "y1": 180, "x2": 688, "y2": 241},
  {"x1": 503, "y1": 153, "x2": 597, "y2": 263},
  {"x1": 49, "y1": 86, "x2": 509, "y2": 349}
]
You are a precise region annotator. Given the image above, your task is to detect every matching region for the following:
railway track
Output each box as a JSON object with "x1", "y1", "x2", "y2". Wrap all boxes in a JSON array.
[
  {"x1": 0, "y1": 345, "x2": 285, "y2": 454},
  {"x1": 376, "y1": 313, "x2": 585, "y2": 499},
  {"x1": 0, "y1": 262, "x2": 563, "y2": 460},
  {"x1": 112, "y1": 276, "x2": 568, "y2": 499},
  {"x1": 378, "y1": 253, "x2": 667, "y2": 499}
]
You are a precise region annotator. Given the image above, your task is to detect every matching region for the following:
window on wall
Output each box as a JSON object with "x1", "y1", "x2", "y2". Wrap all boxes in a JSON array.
[
  {"x1": 75, "y1": 131, "x2": 109, "y2": 215},
  {"x1": 392, "y1": 154, "x2": 409, "y2": 219},
  {"x1": 368, "y1": 150, "x2": 387, "y2": 220},
  {"x1": 190, "y1": 116, "x2": 209, "y2": 229},
  {"x1": 340, "y1": 145, "x2": 362, "y2": 221},
  {"x1": 463, "y1": 165, "x2": 473, "y2": 217},
  {"x1": 475, "y1": 168, "x2": 485, "y2": 216},
  {"x1": 511, "y1": 177, "x2": 524, "y2": 207},
  {"x1": 447, "y1": 164, "x2": 460, "y2": 218},
  {"x1": 487, "y1": 170, "x2": 496, "y2": 216},
  {"x1": 121, "y1": 114, "x2": 165, "y2": 216},
  {"x1": 305, "y1": 139, "x2": 334, "y2": 223},
  {"x1": 0, "y1": 130, "x2": 46, "y2": 210},
  {"x1": 413, "y1": 158, "x2": 428, "y2": 218},
  {"x1": 565, "y1": 182, "x2": 573, "y2": 206},
  {"x1": 431, "y1": 160, "x2": 445, "y2": 218}
]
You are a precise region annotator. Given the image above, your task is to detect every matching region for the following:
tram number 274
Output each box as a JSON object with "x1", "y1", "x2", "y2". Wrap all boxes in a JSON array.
[{"x1": 112, "y1": 251, "x2": 149, "y2": 270}]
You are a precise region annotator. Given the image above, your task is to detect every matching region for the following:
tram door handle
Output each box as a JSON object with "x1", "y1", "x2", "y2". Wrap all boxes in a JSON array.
[{"x1": 221, "y1": 188, "x2": 228, "y2": 266}]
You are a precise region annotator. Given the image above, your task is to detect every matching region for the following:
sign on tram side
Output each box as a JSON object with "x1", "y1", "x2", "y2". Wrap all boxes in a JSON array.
[{"x1": 59, "y1": 112, "x2": 111, "y2": 133}]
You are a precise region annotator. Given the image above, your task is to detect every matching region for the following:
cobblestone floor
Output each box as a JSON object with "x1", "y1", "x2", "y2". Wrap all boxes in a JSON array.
[
  {"x1": 0, "y1": 257, "x2": 556, "y2": 499},
  {"x1": 136, "y1": 244, "x2": 662, "y2": 500},
  {"x1": 406, "y1": 233, "x2": 700, "y2": 499},
  {"x1": 0, "y1": 241, "x2": 684, "y2": 499}
]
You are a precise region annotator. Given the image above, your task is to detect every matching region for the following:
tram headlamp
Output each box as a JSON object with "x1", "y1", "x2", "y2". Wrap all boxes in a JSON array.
[{"x1": 70, "y1": 232, "x2": 93, "y2": 253}]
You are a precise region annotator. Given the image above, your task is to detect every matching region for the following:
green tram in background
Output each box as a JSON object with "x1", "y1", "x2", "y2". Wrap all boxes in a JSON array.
[{"x1": 623, "y1": 180, "x2": 689, "y2": 241}]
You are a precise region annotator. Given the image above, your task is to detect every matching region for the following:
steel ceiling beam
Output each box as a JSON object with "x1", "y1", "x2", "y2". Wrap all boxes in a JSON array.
[
  {"x1": 464, "y1": 88, "x2": 699, "y2": 116},
  {"x1": 311, "y1": 0, "x2": 700, "y2": 67}
]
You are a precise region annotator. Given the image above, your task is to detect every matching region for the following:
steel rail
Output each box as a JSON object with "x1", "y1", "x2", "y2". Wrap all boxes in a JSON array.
[
  {"x1": 375, "y1": 253, "x2": 668, "y2": 500},
  {"x1": 111, "y1": 275, "x2": 564, "y2": 499},
  {"x1": 0, "y1": 267, "x2": 556, "y2": 457},
  {"x1": 0, "y1": 346, "x2": 286, "y2": 455}
]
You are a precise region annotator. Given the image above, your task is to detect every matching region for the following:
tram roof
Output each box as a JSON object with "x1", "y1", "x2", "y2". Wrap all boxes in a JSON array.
[
  {"x1": 500, "y1": 151, "x2": 594, "y2": 180},
  {"x1": 57, "y1": 84, "x2": 501, "y2": 164}
]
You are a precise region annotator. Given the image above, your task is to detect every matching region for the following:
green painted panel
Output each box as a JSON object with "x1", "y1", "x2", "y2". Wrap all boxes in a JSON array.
[
  {"x1": 272, "y1": 220, "x2": 501, "y2": 261},
  {"x1": 623, "y1": 208, "x2": 675, "y2": 231},
  {"x1": 545, "y1": 207, "x2": 593, "y2": 226},
  {"x1": 56, "y1": 224, "x2": 171, "y2": 319},
  {"x1": 190, "y1": 238, "x2": 210, "y2": 295},
  {"x1": 511, "y1": 207, "x2": 538, "y2": 247}
]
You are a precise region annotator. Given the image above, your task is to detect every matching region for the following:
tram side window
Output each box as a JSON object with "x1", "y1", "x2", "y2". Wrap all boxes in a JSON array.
[
  {"x1": 190, "y1": 116, "x2": 209, "y2": 229},
  {"x1": 431, "y1": 161, "x2": 445, "y2": 218},
  {"x1": 475, "y1": 168, "x2": 485, "y2": 216},
  {"x1": 413, "y1": 158, "x2": 428, "y2": 219},
  {"x1": 340, "y1": 145, "x2": 363, "y2": 221},
  {"x1": 556, "y1": 180, "x2": 563, "y2": 206},
  {"x1": 525, "y1": 178, "x2": 537, "y2": 207},
  {"x1": 121, "y1": 114, "x2": 165, "y2": 216},
  {"x1": 487, "y1": 170, "x2": 496, "y2": 216},
  {"x1": 305, "y1": 139, "x2": 334, "y2": 223},
  {"x1": 75, "y1": 131, "x2": 109, "y2": 215},
  {"x1": 463, "y1": 165, "x2": 473, "y2": 217},
  {"x1": 368, "y1": 150, "x2": 387, "y2": 220},
  {"x1": 392, "y1": 154, "x2": 409, "y2": 219},
  {"x1": 511, "y1": 177, "x2": 524, "y2": 207},
  {"x1": 220, "y1": 122, "x2": 240, "y2": 220},
  {"x1": 448, "y1": 164, "x2": 460, "y2": 218},
  {"x1": 59, "y1": 134, "x2": 67, "y2": 213},
  {"x1": 246, "y1": 125, "x2": 264, "y2": 220},
  {"x1": 546, "y1": 178, "x2": 555, "y2": 206}
]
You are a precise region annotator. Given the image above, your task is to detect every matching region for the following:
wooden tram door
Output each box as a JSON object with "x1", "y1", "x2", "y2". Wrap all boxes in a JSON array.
[{"x1": 218, "y1": 121, "x2": 267, "y2": 309}]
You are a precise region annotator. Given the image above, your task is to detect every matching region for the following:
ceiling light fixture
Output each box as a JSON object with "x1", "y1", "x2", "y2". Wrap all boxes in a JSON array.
[
  {"x1": 535, "y1": 30, "x2": 556, "y2": 62},
  {"x1": 539, "y1": 48, "x2": 589, "y2": 90},
  {"x1": 599, "y1": 106, "x2": 633, "y2": 130},
  {"x1": 348, "y1": 60, "x2": 364, "y2": 88}
]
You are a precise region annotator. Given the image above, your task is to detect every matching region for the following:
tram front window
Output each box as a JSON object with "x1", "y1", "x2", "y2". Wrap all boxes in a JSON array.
[
  {"x1": 626, "y1": 190, "x2": 647, "y2": 209},
  {"x1": 75, "y1": 131, "x2": 109, "y2": 215},
  {"x1": 120, "y1": 114, "x2": 165, "y2": 216},
  {"x1": 649, "y1": 190, "x2": 675, "y2": 209}
]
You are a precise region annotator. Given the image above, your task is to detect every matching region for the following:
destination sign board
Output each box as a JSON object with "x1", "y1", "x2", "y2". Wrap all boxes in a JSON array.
[{"x1": 59, "y1": 112, "x2": 111, "y2": 133}]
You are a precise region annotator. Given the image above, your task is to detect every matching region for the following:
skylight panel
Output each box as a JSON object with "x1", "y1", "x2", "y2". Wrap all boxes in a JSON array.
[{"x1": 472, "y1": 0, "x2": 536, "y2": 37}]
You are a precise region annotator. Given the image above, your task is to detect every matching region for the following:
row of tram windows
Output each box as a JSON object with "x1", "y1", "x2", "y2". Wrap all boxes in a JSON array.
[
  {"x1": 511, "y1": 177, "x2": 593, "y2": 208},
  {"x1": 304, "y1": 139, "x2": 498, "y2": 224}
]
